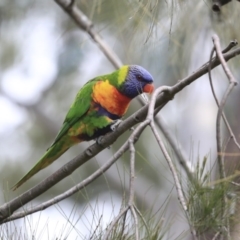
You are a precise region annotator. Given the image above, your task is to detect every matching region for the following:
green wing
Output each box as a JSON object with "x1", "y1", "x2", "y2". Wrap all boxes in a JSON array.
[{"x1": 51, "y1": 78, "x2": 98, "y2": 146}]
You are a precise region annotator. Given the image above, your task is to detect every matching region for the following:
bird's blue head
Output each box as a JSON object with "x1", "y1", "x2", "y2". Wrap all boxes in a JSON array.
[{"x1": 120, "y1": 65, "x2": 154, "y2": 99}]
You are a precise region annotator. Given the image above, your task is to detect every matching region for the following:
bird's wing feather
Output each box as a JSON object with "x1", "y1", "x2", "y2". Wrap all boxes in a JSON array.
[{"x1": 51, "y1": 78, "x2": 98, "y2": 145}]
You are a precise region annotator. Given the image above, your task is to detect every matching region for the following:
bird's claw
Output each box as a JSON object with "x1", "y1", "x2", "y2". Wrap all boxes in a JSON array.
[
  {"x1": 95, "y1": 136, "x2": 111, "y2": 149},
  {"x1": 110, "y1": 119, "x2": 122, "y2": 131},
  {"x1": 141, "y1": 93, "x2": 149, "y2": 104},
  {"x1": 96, "y1": 136, "x2": 104, "y2": 146}
]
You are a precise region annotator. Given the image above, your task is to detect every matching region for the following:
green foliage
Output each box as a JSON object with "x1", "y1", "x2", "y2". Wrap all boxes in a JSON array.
[
  {"x1": 187, "y1": 156, "x2": 236, "y2": 238},
  {"x1": 90, "y1": 214, "x2": 168, "y2": 240}
]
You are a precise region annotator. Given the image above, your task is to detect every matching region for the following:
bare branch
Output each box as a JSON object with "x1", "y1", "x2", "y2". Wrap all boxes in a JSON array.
[
  {"x1": 146, "y1": 87, "x2": 198, "y2": 239},
  {"x1": 148, "y1": 87, "x2": 187, "y2": 207},
  {"x1": 212, "y1": 35, "x2": 238, "y2": 180},
  {"x1": 128, "y1": 140, "x2": 139, "y2": 239},
  {"x1": 208, "y1": 43, "x2": 240, "y2": 151},
  {"x1": 133, "y1": 204, "x2": 150, "y2": 236},
  {"x1": 128, "y1": 140, "x2": 136, "y2": 205},
  {"x1": 211, "y1": 34, "x2": 238, "y2": 240},
  {"x1": 130, "y1": 205, "x2": 139, "y2": 240},
  {"x1": 213, "y1": 35, "x2": 238, "y2": 85},
  {"x1": 103, "y1": 206, "x2": 128, "y2": 240},
  {"x1": 222, "y1": 40, "x2": 238, "y2": 54},
  {"x1": 102, "y1": 122, "x2": 148, "y2": 240},
  {"x1": 104, "y1": 87, "x2": 171, "y2": 239},
  {"x1": 154, "y1": 115, "x2": 194, "y2": 179},
  {"x1": 212, "y1": 231, "x2": 221, "y2": 240}
]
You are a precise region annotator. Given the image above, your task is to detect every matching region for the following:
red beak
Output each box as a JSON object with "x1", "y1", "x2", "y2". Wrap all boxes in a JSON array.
[{"x1": 143, "y1": 84, "x2": 154, "y2": 94}]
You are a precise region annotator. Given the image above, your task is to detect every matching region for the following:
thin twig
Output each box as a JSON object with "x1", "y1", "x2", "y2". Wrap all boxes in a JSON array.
[
  {"x1": 212, "y1": 34, "x2": 238, "y2": 240},
  {"x1": 208, "y1": 45, "x2": 240, "y2": 151},
  {"x1": 128, "y1": 140, "x2": 139, "y2": 240},
  {"x1": 119, "y1": 211, "x2": 127, "y2": 239},
  {"x1": 148, "y1": 87, "x2": 187, "y2": 211},
  {"x1": 89, "y1": 215, "x2": 103, "y2": 240},
  {"x1": 212, "y1": 231, "x2": 221, "y2": 240},
  {"x1": 130, "y1": 205, "x2": 139, "y2": 240},
  {"x1": 216, "y1": 83, "x2": 236, "y2": 240},
  {"x1": 128, "y1": 140, "x2": 136, "y2": 205},
  {"x1": 104, "y1": 87, "x2": 173, "y2": 240},
  {"x1": 212, "y1": 35, "x2": 238, "y2": 180},
  {"x1": 231, "y1": 181, "x2": 240, "y2": 187},
  {"x1": 104, "y1": 206, "x2": 129, "y2": 240},
  {"x1": 103, "y1": 122, "x2": 148, "y2": 240},
  {"x1": 222, "y1": 40, "x2": 238, "y2": 54},
  {"x1": 147, "y1": 87, "x2": 198, "y2": 239},
  {"x1": 133, "y1": 204, "x2": 150, "y2": 237},
  {"x1": 213, "y1": 36, "x2": 238, "y2": 84},
  {"x1": 154, "y1": 115, "x2": 194, "y2": 180}
]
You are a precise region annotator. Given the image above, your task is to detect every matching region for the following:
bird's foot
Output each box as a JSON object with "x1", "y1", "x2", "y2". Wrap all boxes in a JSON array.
[
  {"x1": 141, "y1": 93, "x2": 149, "y2": 104},
  {"x1": 110, "y1": 119, "x2": 122, "y2": 131},
  {"x1": 95, "y1": 136, "x2": 111, "y2": 149},
  {"x1": 96, "y1": 136, "x2": 104, "y2": 146}
]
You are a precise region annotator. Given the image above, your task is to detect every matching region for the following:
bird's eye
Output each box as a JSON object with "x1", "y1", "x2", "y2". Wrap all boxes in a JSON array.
[{"x1": 137, "y1": 75, "x2": 143, "y2": 81}]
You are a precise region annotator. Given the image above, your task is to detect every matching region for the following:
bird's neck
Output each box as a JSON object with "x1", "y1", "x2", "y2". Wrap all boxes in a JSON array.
[{"x1": 92, "y1": 80, "x2": 131, "y2": 117}]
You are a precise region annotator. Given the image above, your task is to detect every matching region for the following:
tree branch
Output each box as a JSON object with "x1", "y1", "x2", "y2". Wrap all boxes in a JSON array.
[
  {"x1": 211, "y1": 34, "x2": 238, "y2": 240},
  {"x1": 208, "y1": 40, "x2": 240, "y2": 151},
  {"x1": 55, "y1": 0, "x2": 122, "y2": 69}
]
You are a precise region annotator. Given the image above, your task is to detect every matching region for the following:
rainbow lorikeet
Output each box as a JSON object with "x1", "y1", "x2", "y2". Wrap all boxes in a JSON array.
[{"x1": 12, "y1": 65, "x2": 154, "y2": 190}]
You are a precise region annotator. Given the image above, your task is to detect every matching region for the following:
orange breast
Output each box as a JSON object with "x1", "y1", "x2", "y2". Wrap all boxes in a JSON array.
[{"x1": 92, "y1": 81, "x2": 131, "y2": 117}]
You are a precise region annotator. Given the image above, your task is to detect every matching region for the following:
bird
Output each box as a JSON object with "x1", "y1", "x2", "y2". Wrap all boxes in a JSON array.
[{"x1": 12, "y1": 65, "x2": 154, "y2": 190}]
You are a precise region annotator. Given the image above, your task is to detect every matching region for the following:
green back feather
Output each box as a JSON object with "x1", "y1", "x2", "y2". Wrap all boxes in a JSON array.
[{"x1": 51, "y1": 65, "x2": 129, "y2": 146}]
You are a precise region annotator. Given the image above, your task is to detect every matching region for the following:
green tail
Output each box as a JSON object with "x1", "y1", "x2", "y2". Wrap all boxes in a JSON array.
[{"x1": 12, "y1": 139, "x2": 72, "y2": 190}]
